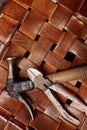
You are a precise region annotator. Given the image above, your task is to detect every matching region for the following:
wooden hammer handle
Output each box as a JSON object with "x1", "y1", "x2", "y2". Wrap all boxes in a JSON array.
[{"x1": 47, "y1": 65, "x2": 87, "y2": 83}]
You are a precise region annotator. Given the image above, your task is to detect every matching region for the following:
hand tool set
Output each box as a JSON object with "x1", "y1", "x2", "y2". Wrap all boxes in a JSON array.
[{"x1": 6, "y1": 56, "x2": 87, "y2": 125}]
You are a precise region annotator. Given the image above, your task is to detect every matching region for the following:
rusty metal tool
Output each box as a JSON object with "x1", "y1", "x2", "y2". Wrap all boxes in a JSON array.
[
  {"x1": 27, "y1": 68, "x2": 81, "y2": 125},
  {"x1": 6, "y1": 57, "x2": 34, "y2": 120}
]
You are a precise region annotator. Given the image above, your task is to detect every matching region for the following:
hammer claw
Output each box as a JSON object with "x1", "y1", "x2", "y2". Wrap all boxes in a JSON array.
[{"x1": 18, "y1": 95, "x2": 34, "y2": 120}]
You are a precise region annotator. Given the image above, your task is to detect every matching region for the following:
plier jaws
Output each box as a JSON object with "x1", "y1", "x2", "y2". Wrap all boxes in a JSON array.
[{"x1": 27, "y1": 68, "x2": 51, "y2": 91}]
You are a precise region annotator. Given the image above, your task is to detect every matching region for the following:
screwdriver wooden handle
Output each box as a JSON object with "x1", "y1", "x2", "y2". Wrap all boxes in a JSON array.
[{"x1": 47, "y1": 65, "x2": 87, "y2": 83}]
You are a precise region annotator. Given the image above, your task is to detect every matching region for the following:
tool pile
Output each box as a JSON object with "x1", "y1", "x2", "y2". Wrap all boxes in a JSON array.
[{"x1": 6, "y1": 56, "x2": 87, "y2": 126}]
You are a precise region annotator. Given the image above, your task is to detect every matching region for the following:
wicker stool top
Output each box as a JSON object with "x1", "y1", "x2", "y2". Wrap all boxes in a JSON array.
[{"x1": 0, "y1": 0, "x2": 87, "y2": 130}]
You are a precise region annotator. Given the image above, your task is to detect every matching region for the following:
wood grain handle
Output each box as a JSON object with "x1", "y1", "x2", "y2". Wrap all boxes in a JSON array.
[{"x1": 47, "y1": 65, "x2": 87, "y2": 83}]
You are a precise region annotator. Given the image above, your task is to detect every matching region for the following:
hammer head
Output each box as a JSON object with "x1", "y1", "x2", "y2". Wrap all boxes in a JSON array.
[
  {"x1": 7, "y1": 79, "x2": 34, "y2": 99},
  {"x1": 6, "y1": 57, "x2": 34, "y2": 99}
]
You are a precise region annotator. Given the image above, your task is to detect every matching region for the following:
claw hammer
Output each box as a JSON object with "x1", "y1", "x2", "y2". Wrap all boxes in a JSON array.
[{"x1": 6, "y1": 57, "x2": 34, "y2": 120}]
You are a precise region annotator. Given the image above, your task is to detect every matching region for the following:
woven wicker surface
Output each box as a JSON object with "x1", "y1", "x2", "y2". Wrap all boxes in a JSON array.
[{"x1": 0, "y1": 0, "x2": 87, "y2": 130}]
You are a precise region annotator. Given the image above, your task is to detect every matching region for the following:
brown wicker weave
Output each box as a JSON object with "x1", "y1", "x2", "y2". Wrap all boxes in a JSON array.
[{"x1": 0, "y1": 0, "x2": 87, "y2": 130}]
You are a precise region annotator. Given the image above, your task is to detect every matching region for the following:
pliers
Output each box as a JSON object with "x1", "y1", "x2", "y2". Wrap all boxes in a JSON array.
[{"x1": 27, "y1": 68, "x2": 87, "y2": 125}]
